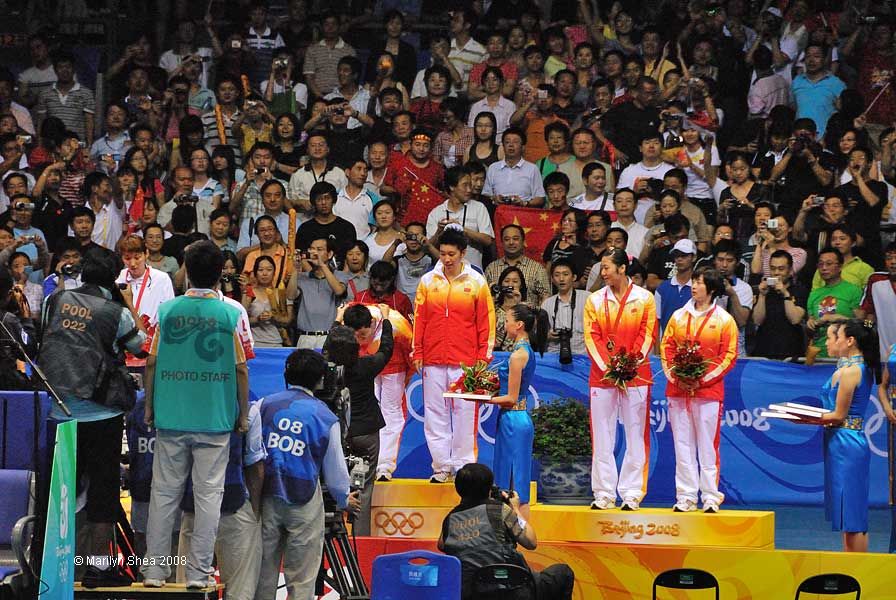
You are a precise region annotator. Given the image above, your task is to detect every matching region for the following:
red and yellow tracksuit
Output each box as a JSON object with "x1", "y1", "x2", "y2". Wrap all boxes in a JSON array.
[
  {"x1": 660, "y1": 300, "x2": 738, "y2": 507},
  {"x1": 412, "y1": 262, "x2": 496, "y2": 474},
  {"x1": 583, "y1": 282, "x2": 657, "y2": 504}
]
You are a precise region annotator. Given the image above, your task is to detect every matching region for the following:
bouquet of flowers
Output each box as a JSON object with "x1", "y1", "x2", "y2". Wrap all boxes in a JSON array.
[
  {"x1": 670, "y1": 340, "x2": 710, "y2": 391},
  {"x1": 447, "y1": 361, "x2": 500, "y2": 397},
  {"x1": 601, "y1": 347, "x2": 644, "y2": 390}
]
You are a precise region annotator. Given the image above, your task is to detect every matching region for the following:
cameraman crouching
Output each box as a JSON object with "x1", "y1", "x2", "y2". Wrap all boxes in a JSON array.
[
  {"x1": 254, "y1": 349, "x2": 361, "y2": 600},
  {"x1": 438, "y1": 463, "x2": 574, "y2": 600}
]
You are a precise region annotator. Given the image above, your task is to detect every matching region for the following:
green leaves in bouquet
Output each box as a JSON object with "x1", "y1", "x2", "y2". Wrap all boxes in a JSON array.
[{"x1": 532, "y1": 398, "x2": 592, "y2": 462}]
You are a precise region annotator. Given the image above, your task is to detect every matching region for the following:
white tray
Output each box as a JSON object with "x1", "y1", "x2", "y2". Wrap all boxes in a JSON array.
[{"x1": 443, "y1": 392, "x2": 494, "y2": 402}]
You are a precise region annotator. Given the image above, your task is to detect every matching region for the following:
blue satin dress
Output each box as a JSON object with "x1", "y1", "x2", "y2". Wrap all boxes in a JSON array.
[
  {"x1": 821, "y1": 365, "x2": 873, "y2": 533},
  {"x1": 492, "y1": 341, "x2": 537, "y2": 503}
]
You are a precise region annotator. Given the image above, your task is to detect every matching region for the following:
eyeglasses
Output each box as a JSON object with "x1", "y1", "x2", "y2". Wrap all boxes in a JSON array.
[{"x1": 174, "y1": 88, "x2": 189, "y2": 94}]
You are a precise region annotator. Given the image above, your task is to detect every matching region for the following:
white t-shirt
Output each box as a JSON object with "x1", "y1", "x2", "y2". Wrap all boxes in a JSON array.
[
  {"x1": 615, "y1": 220, "x2": 649, "y2": 260},
  {"x1": 714, "y1": 277, "x2": 753, "y2": 356},
  {"x1": 334, "y1": 187, "x2": 375, "y2": 239},
  {"x1": 425, "y1": 199, "x2": 495, "y2": 269},
  {"x1": 159, "y1": 47, "x2": 214, "y2": 88},
  {"x1": 116, "y1": 266, "x2": 175, "y2": 329},
  {"x1": 683, "y1": 144, "x2": 721, "y2": 199},
  {"x1": 569, "y1": 192, "x2": 614, "y2": 211}
]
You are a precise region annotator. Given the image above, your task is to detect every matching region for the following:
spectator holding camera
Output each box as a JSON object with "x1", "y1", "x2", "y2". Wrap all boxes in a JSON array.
[
  {"x1": 159, "y1": 18, "x2": 220, "y2": 90},
  {"x1": 262, "y1": 52, "x2": 308, "y2": 117},
  {"x1": 752, "y1": 250, "x2": 808, "y2": 360},
  {"x1": 792, "y1": 192, "x2": 847, "y2": 262},
  {"x1": 542, "y1": 258, "x2": 588, "y2": 356},
  {"x1": 711, "y1": 240, "x2": 753, "y2": 356},
  {"x1": 287, "y1": 235, "x2": 349, "y2": 349},
  {"x1": 768, "y1": 118, "x2": 836, "y2": 216},
  {"x1": 43, "y1": 236, "x2": 83, "y2": 296},
  {"x1": 834, "y1": 147, "x2": 886, "y2": 269},
  {"x1": 750, "y1": 213, "x2": 806, "y2": 279},
  {"x1": 718, "y1": 153, "x2": 770, "y2": 242},
  {"x1": 439, "y1": 462, "x2": 574, "y2": 600}
]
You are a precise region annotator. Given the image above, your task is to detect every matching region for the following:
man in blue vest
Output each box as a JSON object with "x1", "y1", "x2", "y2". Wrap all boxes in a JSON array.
[
  {"x1": 142, "y1": 240, "x2": 249, "y2": 589},
  {"x1": 655, "y1": 238, "x2": 697, "y2": 338},
  {"x1": 254, "y1": 349, "x2": 360, "y2": 600}
]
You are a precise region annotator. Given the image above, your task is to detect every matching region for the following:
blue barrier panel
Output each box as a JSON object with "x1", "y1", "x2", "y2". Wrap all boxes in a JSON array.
[{"x1": 249, "y1": 350, "x2": 892, "y2": 507}]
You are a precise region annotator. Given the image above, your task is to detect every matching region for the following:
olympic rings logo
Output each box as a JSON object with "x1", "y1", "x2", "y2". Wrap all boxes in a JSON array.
[{"x1": 374, "y1": 511, "x2": 425, "y2": 536}]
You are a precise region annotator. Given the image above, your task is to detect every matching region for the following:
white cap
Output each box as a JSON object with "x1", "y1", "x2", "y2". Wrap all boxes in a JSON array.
[
  {"x1": 763, "y1": 7, "x2": 783, "y2": 18},
  {"x1": 671, "y1": 239, "x2": 697, "y2": 255}
]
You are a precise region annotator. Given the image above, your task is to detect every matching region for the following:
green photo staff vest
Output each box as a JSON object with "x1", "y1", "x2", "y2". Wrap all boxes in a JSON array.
[{"x1": 153, "y1": 296, "x2": 241, "y2": 433}]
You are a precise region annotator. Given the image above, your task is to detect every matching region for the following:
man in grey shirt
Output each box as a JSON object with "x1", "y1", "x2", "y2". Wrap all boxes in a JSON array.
[
  {"x1": 287, "y1": 236, "x2": 349, "y2": 348},
  {"x1": 541, "y1": 258, "x2": 588, "y2": 355}
]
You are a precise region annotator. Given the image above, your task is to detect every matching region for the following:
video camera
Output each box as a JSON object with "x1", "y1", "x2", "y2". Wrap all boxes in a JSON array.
[{"x1": 490, "y1": 485, "x2": 513, "y2": 505}]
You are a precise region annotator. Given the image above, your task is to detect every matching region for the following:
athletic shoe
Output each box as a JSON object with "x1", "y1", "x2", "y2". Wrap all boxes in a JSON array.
[
  {"x1": 620, "y1": 498, "x2": 640, "y2": 511},
  {"x1": 672, "y1": 499, "x2": 698, "y2": 512},
  {"x1": 376, "y1": 472, "x2": 393, "y2": 482},
  {"x1": 142, "y1": 578, "x2": 165, "y2": 588},
  {"x1": 81, "y1": 566, "x2": 134, "y2": 588},
  {"x1": 703, "y1": 500, "x2": 720, "y2": 514},
  {"x1": 186, "y1": 579, "x2": 216, "y2": 590},
  {"x1": 590, "y1": 497, "x2": 615, "y2": 510},
  {"x1": 430, "y1": 471, "x2": 451, "y2": 483}
]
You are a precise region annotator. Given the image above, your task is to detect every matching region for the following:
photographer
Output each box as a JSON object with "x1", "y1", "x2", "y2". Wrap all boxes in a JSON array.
[
  {"x1": 254, "y1": 349, "x2": 360, "y2": 600},
  {"x1": 768, "y1": 118, "x2": 836, "y2": 217},
  {"x1": 438, "y1": 463, "x2": 574, "y2": 600},
  {"x1": 42, "y1": 237, "x2": 83, "y2": 296},
  {"x1": 288, "y1": 236, "x2": 350, "y2": 349},
  {"x1": 325, "y1": 311, "x2": 394, "y2": 535},
  {"x1": 0, "y1": 264, "x2": 36, "y2": 390},
  {"x1": 542, "y1": 258, "x2": 587, "y2": 359},
  {"x1": 39, "y1": 252, "x2": 147, "y2": 583},
  {"x1": 752, "y1": 250, "x2": 807, "y2": 360}
]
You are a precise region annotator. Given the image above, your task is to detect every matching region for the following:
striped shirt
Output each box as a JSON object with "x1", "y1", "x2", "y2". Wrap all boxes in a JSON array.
[
  {"x1": 246, "y1": 26, "x2": 285, "y2": 85},
  {"x1": 304, "y1": 39, "x2": 356, "y2": 96},
  {"x1": 201, "y1": 108, "x2": 242, "y2": 167},
  {"x1": 36, "y1": 83, "x2": 95, "y2": 140},
  {"x1": 448, "y1": 37, "x2": 487, "y2": 92}
]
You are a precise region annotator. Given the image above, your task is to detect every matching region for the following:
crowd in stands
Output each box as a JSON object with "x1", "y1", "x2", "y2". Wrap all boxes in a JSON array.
[{"x1": 2, "y1": 0, "x2": 896, "y2": 363}]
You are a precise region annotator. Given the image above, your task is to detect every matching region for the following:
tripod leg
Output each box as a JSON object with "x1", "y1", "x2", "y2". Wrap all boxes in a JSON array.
[
  {"x1": 335, "y1": 532, "x2": 369, "y2": 596},
  {"x1": 322, "y1": 530, "x2": 353, "y2": 597}
]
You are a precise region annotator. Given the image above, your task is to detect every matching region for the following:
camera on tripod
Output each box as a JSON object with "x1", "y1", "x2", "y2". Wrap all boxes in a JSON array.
[
  {"x1": 346, "y1": 455, "x2": 369, "y2": 491},
  {"x1": 556, "y1": 328, "x2": 573, "y2": 364}
]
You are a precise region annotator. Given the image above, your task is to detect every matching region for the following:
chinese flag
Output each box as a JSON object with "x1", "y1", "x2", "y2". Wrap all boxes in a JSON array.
[
  {"x1": 494, "y1": 205, "x2": 562, "y2": 261},
  {"x1": 128, "y1": 186, "x2": 145, "y2": 234},
  {"x1": 402, "y1": 178, "x2": 445, "y2": 227}
]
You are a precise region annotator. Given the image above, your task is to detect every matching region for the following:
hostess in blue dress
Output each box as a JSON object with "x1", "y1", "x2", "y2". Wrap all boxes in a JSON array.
[
  {"x1": 821, "y1": 362, "x2": 873, "y2": 533},
  {"x1": 492, "y1": 341, "x2": 537, "y2": 504}
]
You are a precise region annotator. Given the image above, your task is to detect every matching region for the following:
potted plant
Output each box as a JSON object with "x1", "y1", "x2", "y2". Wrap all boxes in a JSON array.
[{"x1": 532, "y1": 398, "x2": 592, "y2": 504}]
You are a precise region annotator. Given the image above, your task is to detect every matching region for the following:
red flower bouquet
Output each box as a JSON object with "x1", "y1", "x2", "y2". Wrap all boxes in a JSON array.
[
  {"x1": 448, "y1": 361, "x2": 500, "y2": 397},
  {"x1": 601, "y1": 347, "x2": 644, "y2": 390},
  {"x1": 670, "y1": 340, "x2": 710, "y2": 390}
]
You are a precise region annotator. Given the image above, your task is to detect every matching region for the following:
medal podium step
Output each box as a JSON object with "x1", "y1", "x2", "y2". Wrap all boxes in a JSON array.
[{"x1": 74, "y1": 583, "x2": 224, "y2": 599}]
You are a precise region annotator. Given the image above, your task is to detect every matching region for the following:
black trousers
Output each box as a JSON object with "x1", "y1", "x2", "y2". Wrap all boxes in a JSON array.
[
  {"x1": 347, "y1": 432, "x2": 379, "y2": 536},
  {"x1": 533, "y1": 563, "x2": 575, "y2": 600}
]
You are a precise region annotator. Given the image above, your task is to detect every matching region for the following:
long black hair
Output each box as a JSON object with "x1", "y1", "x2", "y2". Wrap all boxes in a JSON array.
[
  {"x1": 511, "y1": 303, "x2": 549, "y2": 356},
  {"x1": 842, "y1": 319, "x2": 882, "y2": 383}
]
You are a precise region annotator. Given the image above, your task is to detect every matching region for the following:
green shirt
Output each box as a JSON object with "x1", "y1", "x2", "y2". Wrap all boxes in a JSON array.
[
  {"x1": 807, "y1": 279, "x2": 863, "y2": 357},
  {"x1": 152, "y1": 293, "x2": 243, "y2": 432},
  {"x1": 811, "y1": 256, "x2": 874, "y2": 291}
]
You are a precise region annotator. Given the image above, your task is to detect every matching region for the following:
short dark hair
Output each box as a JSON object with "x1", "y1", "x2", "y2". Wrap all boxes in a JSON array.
[
  {"x1": 184, "y1": 240, "x2": 224, "y2": 288},
  {"x1": 607, "y1": 226, "x2": 629, "y2": 244},
  {"x1": 209, "y1": 207, "x2": 231, "y2": 224},
  {"x1": 338, "y1": 55, "x2": 362, "y2": 77},
  {"x1": 713, "y1": 238, "x2": 741, "y2": 260},
  {"x1": 171, "y1": 205, "x2": 196, "y2": 233},
  {"x1": 769, "y1": 249, "x2": 793, "y2": 268},
  {"x1": 819, "y1": 246, "x2": 843, "y2": 264},
  {"x1": 664, "y1": 169, "x2": 688, "y2": 187},
  {"x1": 445, "y1": 165, "x2": 468, "y2": 190},
  {"x1": 454, "y1": 462, "x2": 493, "y2": 503},
  {"x1": 369, "y1": 259, "x2": 396, "y2": 282},
  {"x1": 587, "y1": 210, "x2": 612, "y2": 228},
  {"x1": 543, "y1": 171, "x2": 570, "y2": 192},
  {"x1": 500, "y1": 223, "x2": 525, "y2": 240},
  {"x1": 310, "y1": 181, "x2": 337, "y2": 202},
  {"x1": 582, "y1": 162, "x2": 606, "y2": 180},
  {"x1": 544, "y1": 121, "x2": 570, "y2": 143},
  {"x1": 344, "y1": 304, "x2": 374, "y2": 330},
  {"x1": 247, "y1": 141, "x2": 276, "y2": 159},
  {"x1": 323, "y1": 325, "x2": 359, "y2": 368},
  {"x1": 693, "y1": 266, "x2": 726, "y2": 299},
  {"x1": 438, "y1": 227, "x2": 468, "y2": 251},
  {"x1": 260, "y1": 179, "x2": 286, "y2": 197},
  {"x1": 549, "y1": 257, "x2": 578, "y2": 278},
  {"x1": 284, "y1": 349, "x2": 327, "y2": 388},
  {"x1": 464, "y1": 161, "x2": 487, "y2": 177},
  {"x1": 502, "y1": 126, "x2": 527, "y2": 146},
  {"x1": 82, "y1": 172, "x2": 110, "y2": 198},
  {"x1": 70, "y1": 206, "x2": 96, "y2": 225},
  {"x1": 80, "y1": 251, "x2": 118, "y2": 290}
]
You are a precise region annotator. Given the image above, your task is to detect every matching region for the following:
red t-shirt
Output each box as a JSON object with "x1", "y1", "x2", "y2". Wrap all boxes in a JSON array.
[{"x1": 383, "y1": 153, "x2": 445, "y2": 226}]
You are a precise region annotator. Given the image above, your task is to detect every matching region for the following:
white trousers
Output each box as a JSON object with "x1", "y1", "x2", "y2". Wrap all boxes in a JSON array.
[
  {"x1": 667, "y1": 397, "x2": 724, "y2": 505},
  {"x1": 423, "y1": 365, "x2": 477, "y2": 473},
  {"x1": 375, "y1": 371, "x2": 407, "y2": 475},
  {"x1": 589, "y1": 385, "x2": 650, "y2": 502}
]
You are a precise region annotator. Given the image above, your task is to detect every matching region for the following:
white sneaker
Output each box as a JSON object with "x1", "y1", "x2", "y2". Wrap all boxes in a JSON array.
[
  {"x1": 429, "y1": 471, "x2": 451, "y2": 483},
  {"x1": 703, "y1": 500, "x2": 720, "y2": 513},
  {"x1": 142, "y1": 579, "x2": 164, "y2": 588},
  {"x1": 376, "y1": 472, "x2": 393, "y2": 482},
  {"x1": 621, "y1": 498, "x2": 640, "y2": 511},
  {"x1": 673, "y1": 499, "x2": 698, "y2": 512},
  {"x1": 186, "y1": 578, "x2": 215, "y2": 590},
  {"x1": 590, "y1": 496, "x2": 616, "y2": 510}
]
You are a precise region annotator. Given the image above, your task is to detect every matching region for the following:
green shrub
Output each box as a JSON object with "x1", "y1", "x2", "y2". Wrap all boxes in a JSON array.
[{"x1": 532, "y1": 398, "x2": 591, "y2": 462}]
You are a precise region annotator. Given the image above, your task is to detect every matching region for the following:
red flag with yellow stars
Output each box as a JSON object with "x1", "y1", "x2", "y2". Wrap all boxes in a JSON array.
[
  {"x1": 494, "y1": 205, "x2": 562, "y2": 261},
  {"x1": 402, "y1": 177, "x2": 445, "y2": 227}
]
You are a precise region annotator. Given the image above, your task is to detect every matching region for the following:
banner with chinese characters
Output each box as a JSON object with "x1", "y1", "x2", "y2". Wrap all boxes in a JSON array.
[
  {"x1": 248, "y1": 351, "x2": 891, "y2": 507},
  {"x1": 494, "y1": 205, "x2": 562, "y2": 260},
  {"x1": 41, "y1": 420, "x2": 76, "y2": 600}
]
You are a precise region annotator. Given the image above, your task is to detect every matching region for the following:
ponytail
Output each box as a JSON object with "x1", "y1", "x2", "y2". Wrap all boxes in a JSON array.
[
  {"x1": 511, "y1": 304, "x2": 550, "y2": 356},
  {"x1": 843, "y1": 319, "x2": 881, "y2": 383}
]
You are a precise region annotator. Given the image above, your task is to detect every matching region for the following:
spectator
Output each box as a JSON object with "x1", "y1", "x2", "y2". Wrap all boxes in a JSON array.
[
  {"x1": 493, "y1": 266, "x2": 530, "y2": 351},
  {"x1": 343, "y1": 240, "x2": 371, "y2": 300},
  {"x1": 426, "y1": 166, "x2": 494, "y2": 270},
  {"x1": 304, "y1": 12, "x2": 357, "y2": 100},
  {"x1": 237, "y1": 179, "x2": 291, "y2": 251},
  {"x1": 382, "y1": 128, "x2": 444, "y2": 225},
  {"x1": 601, "y1": 77, "x2": 662, "y2": 164},
  {"x1": 383, "y1": 221, "x2": 437, "y2": 301},
  {"x1": 364, "y1": 199, "x2": 402, "y2": 263},
  {"x1": 334, "y1": 160, "x2": 376, "y2": 240},
  {"x1": 368, "y1": 89, "x2": 405, "y2": 145},
  {"x1": 544, "y1": 208, "x2": 584, "y2": 269},
  {"x1": 510, "y1": 84, "x2": 568, "y2": 164},
  {"x1": 159, "y1": 18, "x2": 220, "y2": 90},
  {"x1": 241, "y1": 214, "x2": 293, "y2": 288},
  {"x1": 8, "y1": 196, "x2": 47, "y2": 264},
  {"x1": 791, "y1": 44, "x2": 845, "y2": 138},
  {"x1": 468, "y1": 31, "x2": 518, "y2": 101},
  {"x1": 806, "y1": 247, "x2": 863, "y2": 360},
  {"x1": 516, "y1": 45, "x2": 547, "y2": 103},
  {"x1": 438, "y1": 463, "x2": 574, "y2": 600},
  {"x1": 543, "y1": 171, "x2": 571, "y2": 212},
  {"x1": 486, "y1": 223, "x2": 551, "y2": 307},
  {"x1": 810, "y1": 225, "x2": 873, "y2": 291},
  {"x1": 82, "y1": 172, "x2": 125, "y2": 251},
  {"x1": 613, "y1": 188, "x2": 648, "y2": 259},
  {"x1": 711, "y1": 240, "x2": 753, "y2": 356},
  {"x1": 541, "y1": 258, "x2": 587, "y2": 355},
  {"x1": 89, "y1": 103, "x2": 131, "y2": 174},
  {"x1": 408, "y1": 64, "x2": 451, "y2": 135},
  {"x1": 287, "y1": 133, "x2": 348, "y2": 214},
  {"x1": 432, "y1": 97, "x2": 473, "y2": 169},
  {"x1": 654, "y1": 238, "x2": 697, "y2": 333},
  {"x1": 570, "y1": 162, "x2": 613, "y2": 212},
  {"x1": 105, "y1": 34, "x2": 168, "y2": 102},
  {"x1": 747, "y1": 44, "x2": 791, "y2": 120},
  {"x1": 467, "y1": 67, "x2": 516, "y2": 140},
  {"x1": 296, "y1": 181, "x2": 357, "y2": 265},
  {"x1": 244, "y1": 1, "x2": 285, "y2": 86},
  {"x1": 534, "y1": 121, "x2": 573, "y2": 178},
  {"x1": 16, "y1": 33, "x2": 57, "y2": 113},
  {"x1": 365, "y1": 11, "x2": 418, "y2": 91},
  {"x1": 8, "y1": 252, "x2": 42, "y2": 314},
  {"x1": 482, "y1": 127, "x2": 545, "y2": 207},
  {"x1": 325, "y1": 57, "x2": 372, "y2": 131},
  {"x1": 464, "y1": 111, "x2": 504, "y2": 167},
  {"x1": 36, "y1": 52, "x2": 95, "y2": 146},
  {"x1": 835, "y1": 147, "x2": 886, "y2": 269},
  {"x1": 749, "y1": 214, "x2": 806, "y2": 280},
  {"x1": 42, "y1": 237, "x2": 83, "y2": 297},
  {"x1": 143, "y1": 224, "x2": 179, "y2": 282},
  {"x1": 752, "y1": 250, "x2": 808, "y2": 360},
  {"x1": 68, "y1": 207, "x2": 117, "y2": 264},
  {"x1": 769, "y1": 118, "x2": 836, "y2": 216},
  {"x1": 616, "y1": 132, "x2": 673, "y2": 200},
  {"x1": 0, "y1": 68, "x2": 34, "y2": 135},
  {"x1": 718, "y1": 153, "x2": 770, "y2": 242},
  {"x1": 230, "y1": 142, "x2": 284, "y2": 232},
  {"x1": 233, "y1": 100, "x2": 275, "y2": 157},
  {"x1": 448, "y1": 8, "x2": 487, "y2": 95},
  {"x1": 287, "y1": 236, "x2": 349, "y2": 349},
  {"x1": 201, "y1": 77, "x2": 244, "y2": 166},
  {"x1": 123, "y1": 146, "x2": 165, "y2": 207},
  {"x1": 243, "y1": 254, "x2": 293, "y2": 347},
  {"x1": 558, "y1": 127, "x2": 615, "y2": 201},
  {"x1": 262, "y1": 52, "x2": 308, "y2": 119},
  {"x1": 208, "y1": 208, "x2": 237, "y2": 254},
  {"x1": 857, "y1": 23, "x2": 896, "y2": 144},
  {"x1": 185, "y1": 147, "x2": 223, "y2": 233},
  {"x1": 573, "y1": 210, "x2": 612, "y2": 289},
  {"x1": 411, "y1": 32, "x2": 462, "y2": 99}
]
